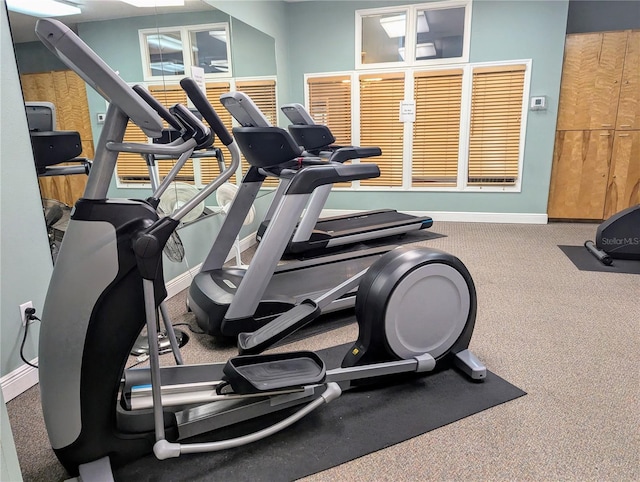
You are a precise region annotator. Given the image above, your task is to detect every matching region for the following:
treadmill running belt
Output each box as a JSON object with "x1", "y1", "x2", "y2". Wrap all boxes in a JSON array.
[{"x1": 317, "y1": 210, "x2": 420, "y2": 233}]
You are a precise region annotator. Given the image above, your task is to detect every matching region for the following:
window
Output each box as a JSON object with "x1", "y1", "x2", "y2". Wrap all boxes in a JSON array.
[
  {"x1": 359, "y1": 73, "x2": 405, "y2": 187},
  {"x1": 117, "y1": 83, "x2": 194, "y2": 184},
  {"x1": 189, "y1": 28, "x2": 229, "y2": 74},
  {"x1": 144, "y1": 30, "x2": 184, "y2": 76},
  {"x1": 414, "y1": 7, "x2": 466, "y2": 61},
  {"x1": 117, "y1": 122, "x2": 150, "y2": 182},
  {"x1": 468, "y1": 65, "x2": 526, "y2": 186},
  {"x1": 305, "y1": 75, "x2": 353, "y2": 188},
  {"x1": 305, "y1": 61, "x2": 529, "y2": 192},
  {"x1": 360, "y1": 11, "x2": 407, "y2": 65},
  {"x1": 235, "y1": 80, "x2": 277, "y2": 126},
  {"x1": 140, "y1": 23, "x2": 231, "y2": 80},
  {"x1": 357, "y1": 1, "x2": 471, "y2": 69},
  {"x1": 412, "y1": 69, "x2": 463, "y2": 187},
  {"x1": 307, "y1": 75, "x2": 352, "y2": 146}
]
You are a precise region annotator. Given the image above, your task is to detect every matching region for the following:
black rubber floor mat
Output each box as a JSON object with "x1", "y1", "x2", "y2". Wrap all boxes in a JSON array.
[
  {"x1": 115, "y1": 344, "x2": 525, "y2": 482},
  {"x1": 559, "y1": 245, "x2": 640, "y2": 274}
]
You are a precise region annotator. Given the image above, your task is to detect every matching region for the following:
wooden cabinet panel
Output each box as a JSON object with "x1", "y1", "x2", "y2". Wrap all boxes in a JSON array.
[
  {"x1": 557, "y1": 32, "x2": 627, "y2": 130},
  {"x1": 616, "y1": 31, "x2": 640, "y2": 130},
  {"x1": 37, "y1": 175, "x2": 87, "y2": 208},
  {"x1": 20, "y1": 72, "x2": 55, "y2": 104},
  {"x1": 603, "y1": 131, "x2": 640, "y2": 218},
  {"x1": 548, "y1": 130, "x2": 613, "y2": 220}
]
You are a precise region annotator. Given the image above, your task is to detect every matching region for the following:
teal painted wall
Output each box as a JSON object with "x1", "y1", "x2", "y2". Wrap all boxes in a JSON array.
[
  {"x1": 209, "y1": 0, "x2": 290, "y2": 123},
  {"x1": 285, "y1": 0, "x2": 569, "y2": 215},
  {"x1": 1, "y1": 7, "x2": 40, "y2": 475},
  {"x1": 230, "y1": 17, "x2": 277, "y2": 78},
  {"x1": 1, "y1": 5, "x2": 53, "y2": 379},
  {"x1": 13, "y1": 40, "x2": 67, "y2": 74}
]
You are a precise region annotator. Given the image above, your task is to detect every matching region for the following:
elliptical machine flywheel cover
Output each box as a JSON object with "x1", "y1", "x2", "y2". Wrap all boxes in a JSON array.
[{"x1": 343, "y1": 246, "x2": 477, "y2": 368}]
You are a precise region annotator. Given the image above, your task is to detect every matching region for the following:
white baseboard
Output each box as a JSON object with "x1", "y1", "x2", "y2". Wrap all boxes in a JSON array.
[
  {"x1": 165, "y1": 231, "x2": 257, "y2": 298},
  {"x1": 1, "y1": 358, "x2": 39, "y2": 402},
  {"x1": 321, "y1": 209, "x2": 548, "y2": 224}
]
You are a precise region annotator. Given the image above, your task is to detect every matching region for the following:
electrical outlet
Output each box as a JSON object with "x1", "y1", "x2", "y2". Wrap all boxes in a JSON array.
[{"x1": 19, "y1": 301, "x2": 33, "y2": 326}]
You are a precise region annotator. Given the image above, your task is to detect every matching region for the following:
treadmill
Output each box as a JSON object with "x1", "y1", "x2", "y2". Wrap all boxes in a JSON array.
[
  {"x1": 187, "y1": 90, "x2": 392, "y2": 338},
  {"x1": 259, "y1": 102, "x2": 433, "y2": 254}
]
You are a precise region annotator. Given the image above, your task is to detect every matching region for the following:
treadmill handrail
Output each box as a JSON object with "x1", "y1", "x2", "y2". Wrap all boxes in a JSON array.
[
  {"x1": 328, "y1": 147, "x2": 381, "y2": 164},
  {"x1": 286, "y1": 163, "x2": 380, "y2": 195}
]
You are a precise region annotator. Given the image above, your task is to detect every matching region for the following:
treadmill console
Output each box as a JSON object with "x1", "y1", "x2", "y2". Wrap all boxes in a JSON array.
[
  {"x1": 281, "y1": 103, "x2": 315, "y2": 126},
  {"x1": 220, "y1": 92, "x2": 271, "y2": 127}
]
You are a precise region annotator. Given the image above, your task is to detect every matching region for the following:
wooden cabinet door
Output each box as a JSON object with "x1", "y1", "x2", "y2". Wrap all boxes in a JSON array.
[
  {"x1": 548, "y1": 130, "x2": 613, "y2": 220},
  {"x1": 556, "y1": 32, "x2": 627, "y2": 131},
  {"x1": 616, "y1": 31, "x2": 640, "y2": 131},
  {"x1": 603, "y1": 130, "x2": 640, "y2": 218}
]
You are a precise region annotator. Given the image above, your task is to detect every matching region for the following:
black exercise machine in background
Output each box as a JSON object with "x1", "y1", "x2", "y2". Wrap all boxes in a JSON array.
[
  {"x1": 26, "y1": 102, "x2": 92, "y2": 177},
  {"x1": 26, "y1": 102, "x2": 91, "y2": 262},
  {"x1": 584, "y1": 204, "x2": 640, "y2": 265}
]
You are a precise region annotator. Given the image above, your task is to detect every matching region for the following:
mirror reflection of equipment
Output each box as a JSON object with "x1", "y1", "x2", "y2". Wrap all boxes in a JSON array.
[{"x1": 26, "y1": 102, "x2": 91, "y2": 262}]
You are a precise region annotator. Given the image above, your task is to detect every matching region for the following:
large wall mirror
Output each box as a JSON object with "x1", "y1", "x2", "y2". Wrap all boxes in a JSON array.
[{"x1": 8, "y1": 0, "x2": 277, "y2": 262}]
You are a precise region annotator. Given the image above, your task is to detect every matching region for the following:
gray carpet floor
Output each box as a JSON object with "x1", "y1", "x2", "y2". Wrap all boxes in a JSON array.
[{"x1": 6, "y1": 221, "x2": 639, "y2": 481}]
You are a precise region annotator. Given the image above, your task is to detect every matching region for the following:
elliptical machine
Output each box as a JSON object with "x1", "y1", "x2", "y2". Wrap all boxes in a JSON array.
[
  {"x1": 36, "y1": 19, "x2": 486, "y2": 479},
  {"x1": 584, "y1": 205, "x2": 640, "y2": 265}
]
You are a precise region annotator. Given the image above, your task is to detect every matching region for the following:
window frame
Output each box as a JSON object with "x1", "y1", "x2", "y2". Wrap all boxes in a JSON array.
[
  {"x1": 355, "y1": 0, "x2": 472, "y2": 70},
  {"x1": 304, "y1": 59, "x2": 531, "y2": 193},
  {"x1": 139, "y1": 22, "x2": 232, "y2": 82}
]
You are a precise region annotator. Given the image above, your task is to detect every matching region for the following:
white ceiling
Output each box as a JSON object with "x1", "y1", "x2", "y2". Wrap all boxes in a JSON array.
[{"x1": 8, "y1": 0, "x2": 214, "y2": 43}]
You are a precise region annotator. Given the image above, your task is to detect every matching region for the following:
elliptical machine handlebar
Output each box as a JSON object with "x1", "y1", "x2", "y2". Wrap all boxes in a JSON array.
[
  {"x1": 106, "y1": 135, "x2": 197, "y2": 157},
  {"x1": 169, "y1": 104, "x2": 213, "y2": 149},
  {"x1": 105, "y1": 102, "x2": 212, "y2": 158},
  {"x1": 132, "y1": 85, "x2": 183, "y2": 131},
  {"x1": 133, "y1": 85, "x2": 214, "y2": 150},
  {"x1": 180, "y1": 78, "x2": 234, "y2": 146}
]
